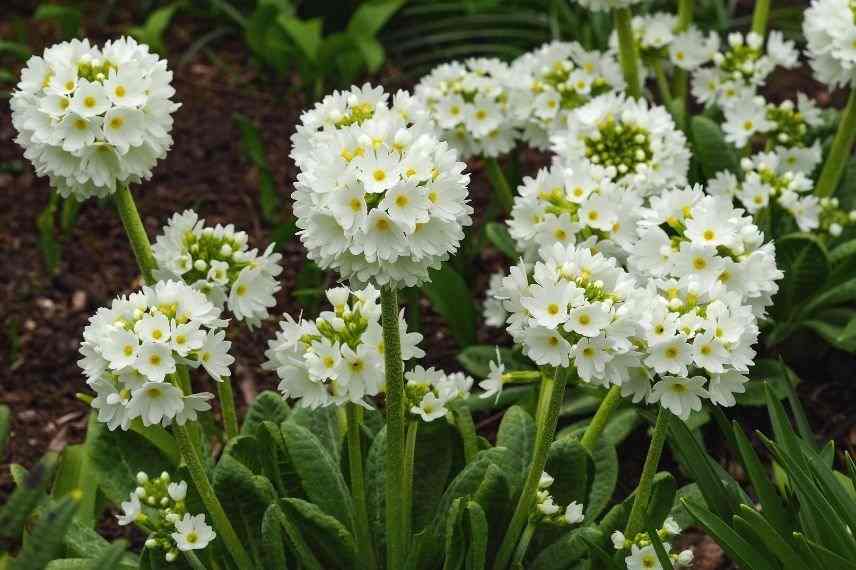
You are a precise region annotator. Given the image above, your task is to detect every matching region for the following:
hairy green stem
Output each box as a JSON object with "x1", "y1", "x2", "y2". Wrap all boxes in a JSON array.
[
  {"x1": 580, "y1": 385, "x2": 622, "y2": 453},
  {"x1": 614, "y1": 7, "x2": 642, "y2": 99},
  {"x1": 381, "y1": 285, "x2": 406, "y2": 568},
  {"x1": 511, "y1": 521, "x2": 536, "y2": 567},
  {"x1": 652, "y1": 59, "x2": 674, "y2": 114},
  {"x1": 346, "y1": 404, "x2": 377, "y2": 570},
  {"x1": 174, "y1": 423, "x2": 254, "y2": 570},
  {"x1": 217, "y1": 376, "x2": 239, "y2": 442},
  {"x1": 493, "y1": 368, "x2": 569, "y2": 570},
  {"x1": 484, "y1": 157, "x2": 514, "y2": 213},
  {"x1": 453, "y1": 403, "x2": 479, "y2": 464},
  {"x1": 751, "y1": 0, "x2": 771, "y2": 37},
  {"x1": 624, "y1": 407, "x2": 671, "y2": 539},
  {"x1": 816, "y1": 89, "x2": 856, "y2": 198},
  {"x1": 113, "y1": 183, "x2": 156, "y2": 285},
  {"x1": 402, "y1": 419, "x2": 419, "y2": 552}
]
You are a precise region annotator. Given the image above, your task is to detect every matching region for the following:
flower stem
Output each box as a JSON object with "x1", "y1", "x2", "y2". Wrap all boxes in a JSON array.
[
  {"x1": 816, "y1": 88, "x2": 856, "y2": 198},
  {"x1": 113, "y1": 183, "x2": 157, "y2": 285},
  {"x1": 346, "y1": 404, "x2": 377, "y2": 570},
  {"x1": 510, "y1": 521, "x2": 536, "y2": 567},
  {"x1": 580, "y1": 385, "x2": 622, "y2": 453},
  {"x1": 614, "y1": 7, "x2": 642, "y2": 99},
  {"x1": 751, "y1": 0, "x2": 771, "y2": 37},
  {"x1": 652, "y1": 59, "x2": 674, "y2": 113},
  {"x1": 492, "y1": 367, "x2": 570, "y2": 570},
  {"x1": 174, "y1": 423, "x2": 254, "y2": 570},
  {"x1": 623, "y1": 407, "x2": 671, "y2": 539},
  {"x1": 380, "y1": 284, "x2": 406, "y2": 568},
  {"x1": 484, "y1": 157, "x2": 514, "y2": 213},
  {"x1": 672, "y1": 0, "x2": 694, "y2": 130},
  {"x1": 452, "y1": 403, "x2": 479, "y2": 463},
  {"x1": 183, "y1": 551, "x2": 207, "y2": 570},
  {"x1": 402, "y1": 419, "x2": 419, "y2": 551},
  {"x1": 217, "y1": 376, "x2": 239, "y2": 442}
]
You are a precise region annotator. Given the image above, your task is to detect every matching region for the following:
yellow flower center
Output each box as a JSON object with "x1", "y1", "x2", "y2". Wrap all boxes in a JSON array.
[
  {"x1": 373, "y1": 169, "x2": 386, "y2": 182},
  {"x1": 109, "y1": 116, "x2": 124, "y2": 129},
  {"x1": 547, "y1": 303, "x2": 560, "y2": 316},
  {"x1": 83, "y1": 96, "x2": 96, "y2": 108},
  {"x1": 693, "y1": 257, "x2": 707, "y2": 270},
  {"x1": 115, "y1": 85, "x2": 126, "y2": 97}
]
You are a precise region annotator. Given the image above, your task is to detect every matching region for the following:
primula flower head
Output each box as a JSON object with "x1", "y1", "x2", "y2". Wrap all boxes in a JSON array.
[{"x1": 11, "y1": 37, "x2": 180, "y2": 200}]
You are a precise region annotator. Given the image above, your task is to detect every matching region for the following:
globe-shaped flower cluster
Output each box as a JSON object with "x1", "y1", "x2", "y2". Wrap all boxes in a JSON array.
[
  {"x1": 628, "y1": 185, "x2": 783, "y2": 317},
  {"x1": 152, "y1": 210, "x2": 283, "y2": 329},
  {"x1": 292, "y1": 86, "x2": 472, "y2": 287},
  {"x1": 508, "y1": 41, "x2": 624, "y2": 150},
  {"x1": 10, "y1": 37, "x2": 180, "y2": 200},
  {"x1": 79, "y1": 280, "x2": 231, "y2": 430},
  {"x1": 506, "y1": 164, "x2": 643, "y2": 259},
  {"x1": 804, "y1": 0, "x2": 856, "y2": 88},
  {"x1": 551, "y1": 93, "x2": 690, "y2": 195},
  {"x1": 414, "y1": 58, "x2": 518, "y2": 159},
  {"x1": 263, "y1": 285, "x2": 424, "y2": 408}
]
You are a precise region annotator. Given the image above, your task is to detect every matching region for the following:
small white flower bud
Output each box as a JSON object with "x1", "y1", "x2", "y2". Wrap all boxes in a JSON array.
[
  {"x1": 830, "y1": 223, "x2": 843, "y2": 236},
  {"x1": 220, "y1": 244, "x2": 233, "y2": 257},
  {"x1": 145, "y1": 538, "x2": 158, "y2": 549},
  {"x1": 165, "y1": 551, "x2": 177, "y2": 562}
]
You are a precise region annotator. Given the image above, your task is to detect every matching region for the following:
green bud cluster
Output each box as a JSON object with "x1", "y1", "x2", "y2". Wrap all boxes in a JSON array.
[
  {"x1": 538, "y1": 62, "x2": 611, "y2": 110},
  {"x1": 583, "y1": 117, "x2": 652, "y2": 179},
  {"x1": 819, "y1": 197, "x2": 856, "y2": 237},
  {"x1": 180, "y1": 228, "x2": 251, "y2": 286},
  {"x1": 719, "y1": 44, "x2": 761, "y2": 82},
  {"x1": 765, "y1": 104, "x2": 809, "y2": 149},
  {"x1": 76, "y1": 59, "x2": 116, "y2": 82},
  {"x1": 300, "y1": 298, "x2": 371, "y2": 352},
  {"x1": 134, "y1": 471, "x2": 188, "y2": 563},
  {"x1": 334, "y1": 102, "x2": 376, "y2": 127}
]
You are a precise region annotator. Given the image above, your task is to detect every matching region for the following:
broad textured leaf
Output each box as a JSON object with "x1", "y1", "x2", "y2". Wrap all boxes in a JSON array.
[
  {"x1": 647, "y1": 472, "x2": 677, "y2": 529},
  {"x1": 472, "y1": 464, "x2": 511, "y2": 552},
  {"x1": 366, "y1": 427, "x2": 387, "y2": 562},
  {"x1": 285, "y1": 405, "x2": 341, "y2": 462},
  {"x1": 213, "y1": 454, "x2": 273, "y2": 558},
  {"x1": 585, "y1": 437, "x2": 619, "y2": 520},
  {"x1": 495, "y1": 406, "x2": 535, "y2": 490},
  {"x1": 422, "y1": 265, "x2": 477, "y2": 347},
  {"x1": 242, "y1": 390, "x2": 290, "y2": 435},
  {"x1": 261, "y1": 503, "x2": 288, "y2": 570},
  {"x1": 412, "y1": 421, "x2": 455, "y2": 532},
  {"x1": 531, "y1": 526, "x2": 604, "y2": 570},
  {"x1": 456, "y1": 345, "x2": 521, "y2": 378},
  {"x1": 90, "y1": 428, "x2": 173, "y2": 505},
  {"x1": 281, "y1": 422, "x2": 354, "y2": 528},
  {"x1": 545, "y1": 437, "x2": 588, "y2": 506},
  {"x1": 12, "y1": 497, "x2": 77, "y2": 570},
  {"x1": 281, "y1": 498, "x2": 357, "y2": 569},
  {"x1": 466, "y1": 501, "x2": 488, "y2": 570},
  {"x1": 443, "y1": 498, "x2": 466, "y2": 570},
  {"x1": 690, "y1": 116, "x2": 740, "y2": 179}
]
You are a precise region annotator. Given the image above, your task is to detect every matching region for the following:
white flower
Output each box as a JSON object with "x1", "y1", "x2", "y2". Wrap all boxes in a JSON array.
[
  {"x1": 117, "y1": 493, "x2": 141, "y2": 526},
  {"x1": 626, "y1": 544, "x2": 663, "y2": 570},
  {"x1": 196, "y1": 330, "x2": 234, "y2": 381},
  {"x1": 79, "y1": 280, "x2": 229, "y2": 429},
  {"x1": 292, "y1": 86, "x2": 472, "y2": 287},
  {"x1": 10, "y1": 37, "x2": 180, "y2": 200},
  {"x1": 564, "y1": 501, "x2": 585, "y2": 524},
  {"x1": 539, "y1": 471, "x2": 555, "y2": 489},
  {"x1": 723, "y1": 96, "x2": 775, "y2": 147},
  {"x1": 707, "y1": 371, "x2": 749, "y2": 406},
  {"x1": 551, "y1": 93, "x2": 690, "y2": 196},
  {"x1": 804, "y1": 0, "x2": 856, "y2": 88},
  {"x1": 264, "y1": 285, "x2": 422, "y2": 408},
  {"x1": 407, "y1": 366, "x2": 473, "y2": 422},
  {"x1": 171, "y1": 513, "x2": 216, "y2": 551},
  {"x1": 414, "y1": 59, "x2": 518, "y2": 158},
  {"x1": 153, "y1": 210, "x2": 282, "y2": 328},
  {"x1": 645, "y1": 338, "x2": 692, "y2": 377},
  {"x1": 479, "y1": 350, "x2": 506, "y2": 400},
  {"x1": 176, "y1": 392, "x2": 214, "y2": 425},
  {"x1": 649, "y1": 376, "x2": 707, "y2": 420},
  {"x1": 611, "y1": 530, "x2": 626, "y2": 550},
  {"x1": 670, "y1": 28, "x2": 720, "y2": 70},
  {"x1": 509, "y1": 42, "x2": 624, "y2": 149},
  {"x1": 677, "y1": 549, "x2": 694, "y2": 566}
]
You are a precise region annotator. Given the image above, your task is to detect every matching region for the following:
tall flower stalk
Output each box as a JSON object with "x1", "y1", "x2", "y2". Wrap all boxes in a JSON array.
[
  {"x1": 493, "y1": 367, "x2": 571, "y2": 570},
  {"x1": 815, "y1": 89, "x2": 856, "y2": 197},
  {"x1": 346, "y1": 404, "x2": 377, "y2": 569},
  {"x1": 623, "y1": 408, "x2": 671, "y2": 539},
  {"x1": 751, "y1": 0, "x2": 772, "y2": 37},
  {"x1": 614, "y1": 7, "x2": 643, "y2": 98}
]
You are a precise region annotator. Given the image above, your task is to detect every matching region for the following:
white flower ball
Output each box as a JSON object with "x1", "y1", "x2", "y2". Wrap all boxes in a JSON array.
[
  {"x1": 153, "y1": 210, "x2": 283, "y2": 329},
  {"x1": 804, "y1": 0, "x2": 856, "y2": 88},
  {"x1": 10, "y1": 37, "x2": 180, "y2": 200},
  {"x1": 551, "y1": 93, "x2": 690, "y2": 196},
  {"x1": 292, "y1": 85, "x2": 473, "y2": 287},
  {"x1": 509, "y1": 42, "x2": 624, "y2": 150},
  {"x1": 79, "y1": 280, "x2": 229, "y2": 430},
  {"x1": 414, "y1": 58, "x2": 519, "y2": 159},
  {"x1": 263, "y1": 285, "x2": 424, "y2": 408}
]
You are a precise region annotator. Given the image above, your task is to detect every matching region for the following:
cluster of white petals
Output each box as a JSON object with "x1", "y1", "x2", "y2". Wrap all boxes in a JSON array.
[
  {"x1": 153, "y1": 210, "x2": 282, "y2": 328},
  {"x1": 292, "y1": 85, "x2": 472, "y2": 287},
  {"x1": 709, "y1": 153, "x2": 819, "y2": 232},
  {"x1": 804, "y1": 0, "x2": 856, "y2": 88},
  {"x1": 11, "y1": 37, "x2": 179, "y2": 200},
  {"x1": 509, "y1": 41, "x2": 624, "y2": 150},
  {"x1": 628, "y1": 185, "x2": 783, "y2": 317},
  {"x1": 117, "y1": 471, "x2": 215, "y2": 562},
  {"x1": 263, "y1": 285, "x2": 424, "y2": 408},
  {"x1": 608, "y1": 13, "x2": 720, "y2": 76},
  {"x1": 691, "y1": 31, "x2": 799, "y2": 109},
  {"x1": 534, "y1": 472, "x2": 585, "y2": 526},
  {"x1": 414, "y1": 58, "x2": 518, "y2": 158},
  {"x1": 80, "y1": 281, "x2": 231, "y2": 430},
  {"x1": 613, "y1": 517, "x2": 694, "y2": 569},
  {"x1": 551, "y1": 93, "x2": 690, "y2": 195},
  {"x1": 506, "y1": 164, "x2": 642, "y2": 259},
  {"x1": 492, "y1": 242, "x2": 647, "y2": 385},
  {"x1": 406, "y1": 365, "x2": 473, "y2": 422}
]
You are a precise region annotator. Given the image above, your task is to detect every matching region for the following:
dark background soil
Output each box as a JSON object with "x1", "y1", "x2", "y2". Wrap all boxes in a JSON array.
[{"x1": 1, "y1": 2, "x2": 855, "y2": 568}]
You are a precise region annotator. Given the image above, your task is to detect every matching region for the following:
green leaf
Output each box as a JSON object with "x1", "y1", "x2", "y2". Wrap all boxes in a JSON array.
[
  {"x1": 472, "y1": 463, "x2": 511, "y2": 552},
  {"x1": 422, "y1": 266, "x2": 477, "y2": 347},
  {"x1": 690, "y1": 116, "x2": 740, "y2": 179},
  {"x1": 646, "y1": 522, "x2": 675, "y2": 570},
  {"x1": 268, "y1": 502, "x2": 323, "y2": 570},
  {"x1": 531, "y1": 526, "x2": 604, "y2": 570},
  {"x1": 281, "y1": 422, "x2": 355, "y2": 529},
  {"x1": 0, "y1": 454, "x2": 56, "y2": 540},
  {"x1": 88, "y1": 540, "x2": 129, "y2": 570},
  {"x1": 213, "y1": 455, "x2": 274, "y2": 562},
  {"x1": 683, "y1": 498, "x2": 778, "y2": 570},
  {"x1": 242, "y1": 391, "x2": 290, "y2": 436},
  {"x1": 496, "y1": 406, "x2": 535, "y2": 490},
  {"x1": 773, "y1": 234, "x2": 830, "y2": 322},
  {"x1": 260, "y1": 503, "x2": 288, "y2": 570},
  {"x1": 281, "y1": 498, "x2": 357, "y2": 569},
  {"x1": 0, "y1": 41, "x2": 31, "y2": 60},
  {"x1": 466, "y1": 501, "x2": 488, "y2": 570},
  {"x1": 456, "y1": 345, "x2": 520, "y2": 378},
  {"x1": 803, "y1": 277, "x2": 856, "y2": 317},
  {"x1": 245, "y1": 3, "x2": 294, "y2": 74},
  {"x1": 0, "y1": 404, "x2": 9, "y2": 459},
  {"x1": 443, "y1": 498, "x2": 466, "y2": 570},
  {"x1": 234, "y1": 113, "x2": 281, "y2": 224},
  {"x1": 803, "y1": 313, "x2": 856, "y2": 352},
  {"x1": 128, "y1": 2, "x2": 185, "y2": 54},
  {"x1": 91, "y1": 426, "x2": 174, "y2": 505},
  {"x1": 412, "y1": 421, "x2": 455, "y2": 532},
  {"x1": 647, "y1": 472, "x2": 677, "y2": 530},
  {"x1": 286, "y1": 405, "x2": 341, "y2": 462},
  {"x1": 366, "y1": 426, "x2": 387, "y2": 562},
  {"x1": 734, "y1": 506, "x2": 807, "y2": 569},
  {"x1": 11, "y1": 497, "x2": 78, "y2": 570},
  {"x1": 737, "y1": 358, "x2": 796, "y2": 406},
  {"x1": 37, "y1": 192, "x2": 61, "y2": 275},
  {"x1": 793, "y1": 532, "x2": 856, "y2": 570},
  {"x1": 277, "y1": 15, "x2": 322, "y2": 62},
  {"x1": 585, "y1": 437, "x2": 619, "y2": 520},
  {"x1": 830, "y1": 238, "x2": 856, "y2": 265},
  {"x1": 347, "y1": 0, "x2": 405, "y2": 37},
  {"x1": 545, "y1": 437, "x2": 588, "y2": 507},
  {"x1": 485, "y1": 222, "x2": 518, "y2": 259}
]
